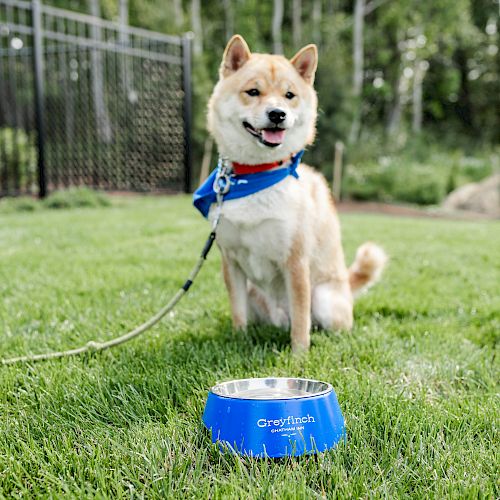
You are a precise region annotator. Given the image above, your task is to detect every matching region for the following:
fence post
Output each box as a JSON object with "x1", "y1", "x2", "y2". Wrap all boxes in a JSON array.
[
  {"x1": 32, "y1": 0, "x2": 47, "y2": 198},
  {"x1": 181, "y1": 32, "x2": 193, "y2": 193}
]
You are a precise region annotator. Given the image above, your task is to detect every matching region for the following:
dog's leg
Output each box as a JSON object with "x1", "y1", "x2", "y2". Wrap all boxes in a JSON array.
[
  {"x1": 285, "y1": 245, "x2": 311, "y2": 352},
  {"x1": 221, "y1": 254, "x2": 248, "y2": 330},
  {"x1": 312, "y1": 281, "x2": 353, "y2": 331}
]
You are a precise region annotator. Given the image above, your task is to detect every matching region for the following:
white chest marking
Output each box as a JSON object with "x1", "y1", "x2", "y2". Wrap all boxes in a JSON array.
[{"x1": 210, "y1": 180, "x2": 299, "y2": 292}]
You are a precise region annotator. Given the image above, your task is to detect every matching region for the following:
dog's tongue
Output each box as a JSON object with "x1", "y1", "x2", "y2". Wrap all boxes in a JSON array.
[{"x1": 262, "y1": 128, "x2": 286, "y2": 144}]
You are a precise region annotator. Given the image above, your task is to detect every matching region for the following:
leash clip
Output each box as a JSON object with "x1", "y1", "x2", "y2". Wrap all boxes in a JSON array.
[
  {"x1": 211, "y1": 156, "x2": 232, "y2": 231},
  {"x1": 213, "y1": 156, "x2": 232, "y2": 196}
]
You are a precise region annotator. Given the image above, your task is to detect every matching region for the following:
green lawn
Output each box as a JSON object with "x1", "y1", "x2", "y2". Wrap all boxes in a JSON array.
[{"x1": 1, "y1": 196, "x2": 498, "y2": 498}]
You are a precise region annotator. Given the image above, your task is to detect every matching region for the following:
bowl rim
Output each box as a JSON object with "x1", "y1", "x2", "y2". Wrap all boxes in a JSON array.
[{"x1": 209, "y1": 377, "x2": 333, "y2": 401}]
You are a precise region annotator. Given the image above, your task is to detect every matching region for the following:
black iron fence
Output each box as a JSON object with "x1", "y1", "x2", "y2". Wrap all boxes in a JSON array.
[{"x1": 0, "y1": 0, "x2": 192, "y2": 197}]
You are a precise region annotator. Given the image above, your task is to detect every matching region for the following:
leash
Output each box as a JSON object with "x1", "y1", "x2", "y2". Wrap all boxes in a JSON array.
[{"x1": 1, "y1": 162, "x2": 232, "y2": 366}]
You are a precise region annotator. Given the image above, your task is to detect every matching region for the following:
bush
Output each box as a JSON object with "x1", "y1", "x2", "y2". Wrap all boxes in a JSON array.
[
  {"x1": 43, "y1": 188, "x2": 111, "y2": 209},
  {"x1": 339, "y1": 137, "x2": 498, "y2": 205},
  {"x1": 344, "y1": 159, "x2": 452, "y2": 205},
  {"x1": 0, "y1": 128, "x2": 37, "y2": 193},
  {"x1": 0, "y1": 189, "x2": 111, "y2": 213},
  {"x1": 0, "y1": 196, "x2": 39, "y2": 214}
]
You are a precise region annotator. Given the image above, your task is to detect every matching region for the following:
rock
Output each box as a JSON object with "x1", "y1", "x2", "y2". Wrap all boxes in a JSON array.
[{"x1": 442, "y1": 174, "x2": 500, "y2": 217}]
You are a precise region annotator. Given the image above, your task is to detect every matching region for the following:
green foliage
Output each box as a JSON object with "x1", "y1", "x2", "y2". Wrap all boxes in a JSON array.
[
  {"x1": 43, "y1": 187, "x2": 111, "y2": 209},
  {"x1": 0, "y1": 196, "x2": 39, "y2": 213},
  {"x1": 0, "y1": 188, "x2": 112, "y2": 213},
  {"x1": 0, "y1": 196, "x2": 498, "y2": 497},
  {"x1": 0, "y1": 128, "x2": 37, "y2": 192},
  {"x1": 38, "y1": 0, "x2": 499, "y2": 203},
  {"x1": 342, "y1": 139, "x2": 498, "y2": 205},
  {"x1": 344, "y1": 160, "x2": 447, "y2": 204}
]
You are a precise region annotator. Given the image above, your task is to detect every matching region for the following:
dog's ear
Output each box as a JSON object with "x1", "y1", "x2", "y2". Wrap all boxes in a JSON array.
[
  {"x1": 221, "y1": 35, "x2": 251, "y2": 78},
  {"x1": 290, "y1": 44, "x2": 318, "y2": 85}
]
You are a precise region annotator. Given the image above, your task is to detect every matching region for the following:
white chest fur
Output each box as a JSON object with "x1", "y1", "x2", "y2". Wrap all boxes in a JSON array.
[{"x1": 209, "y1": 177, "x2": 301, "y2": 294}]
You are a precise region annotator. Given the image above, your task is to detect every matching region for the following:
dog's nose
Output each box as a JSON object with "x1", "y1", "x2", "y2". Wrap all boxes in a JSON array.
[{"x1": 268, "y1": 109, "x2": 286, "y2": 124}]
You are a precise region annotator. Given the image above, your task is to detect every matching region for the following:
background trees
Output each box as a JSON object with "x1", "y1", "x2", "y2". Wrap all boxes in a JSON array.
[{"x1": 47, "y1": 0, "x2": 499, "y2": 203}]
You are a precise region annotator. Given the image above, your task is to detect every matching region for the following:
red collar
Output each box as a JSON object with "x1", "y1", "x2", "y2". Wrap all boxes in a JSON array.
[{"x1": 232, "y1": 156, "x2": 291, "y2": 175}]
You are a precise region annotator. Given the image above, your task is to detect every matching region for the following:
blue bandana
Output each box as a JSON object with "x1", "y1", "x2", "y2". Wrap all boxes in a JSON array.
[{"x1": 193, "y1": 150, "x2": 304, "y2": 218}]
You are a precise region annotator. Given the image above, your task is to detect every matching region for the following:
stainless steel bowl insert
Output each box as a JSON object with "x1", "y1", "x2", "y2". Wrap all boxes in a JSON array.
[{"x1": 211, "y1": 377, "x2": 332, "y2": 400}]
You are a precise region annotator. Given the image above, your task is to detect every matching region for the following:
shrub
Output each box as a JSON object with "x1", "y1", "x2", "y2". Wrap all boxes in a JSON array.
[
  {"x1": 0, "y1": 196, "x2": 39, "y2": 214},
  {"x1": 340, "y1": 140, "x2": 498, "y2": 205},
  {"x1": 43, "y1": 188, "x2": 111, "y2": 209},
  {"x1": 0, "y1": 127, "x2": 37, "y2": 193}
]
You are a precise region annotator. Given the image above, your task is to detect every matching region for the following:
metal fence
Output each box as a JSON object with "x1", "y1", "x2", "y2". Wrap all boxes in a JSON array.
[{"x1": 0, "y1": 0, "x2": 192, "y2": 197}]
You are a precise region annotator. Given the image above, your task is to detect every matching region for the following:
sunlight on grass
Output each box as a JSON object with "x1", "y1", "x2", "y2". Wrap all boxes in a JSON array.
[{"x1": 0, "y1": 196, "x2": 498, "y2": 497}]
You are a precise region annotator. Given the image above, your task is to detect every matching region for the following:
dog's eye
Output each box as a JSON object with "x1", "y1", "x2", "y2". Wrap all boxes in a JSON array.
[
  {"x1": 245, "y1": 88, "x2": 260, "y2": 97},
  {"x1": 285, "y1": 91, "x2": 296, "y2": 100}
]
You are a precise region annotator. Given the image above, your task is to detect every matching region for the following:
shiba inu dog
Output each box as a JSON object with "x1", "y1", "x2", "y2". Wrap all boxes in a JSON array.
[{"x1": 204, "y1": 35, "x2": 387, "y2": 352}]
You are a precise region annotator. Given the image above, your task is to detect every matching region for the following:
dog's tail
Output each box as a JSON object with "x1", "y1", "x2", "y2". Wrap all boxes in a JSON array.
[{"x1": 348, "y1": 242, "x2": 388, "y2": 296}]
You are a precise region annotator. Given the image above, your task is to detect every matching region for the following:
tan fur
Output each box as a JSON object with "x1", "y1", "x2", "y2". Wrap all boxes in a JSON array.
[
  {"x1": 208, "y1": 35, "x2": 387, "y2": 352},
  {"x1": 286, "y1": 234, "x2": 312, "y2": 351},
  {"x1": 221, "y1": 252, "x2": 248, "y2": 329}
]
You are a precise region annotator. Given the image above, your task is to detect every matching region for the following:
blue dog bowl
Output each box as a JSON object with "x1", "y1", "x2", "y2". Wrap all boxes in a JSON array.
[{"x1": 202, "y1": 377, "x2": 345, "y2": 458}]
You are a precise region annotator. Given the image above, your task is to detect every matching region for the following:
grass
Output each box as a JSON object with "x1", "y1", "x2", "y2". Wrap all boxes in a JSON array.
[{"x1": 0, "y1": 195, "x2": 498, "y2": 498}]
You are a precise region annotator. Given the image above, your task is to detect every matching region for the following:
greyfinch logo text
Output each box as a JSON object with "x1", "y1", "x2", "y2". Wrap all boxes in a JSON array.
[{"x1": 257, "y1": 414, "x2": 315, "y2": 428}]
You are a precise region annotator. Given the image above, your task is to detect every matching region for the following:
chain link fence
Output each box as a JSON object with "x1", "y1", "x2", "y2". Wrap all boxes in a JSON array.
[{"x1": 0, "y1": 0, "x2": 192, "y2": 197}]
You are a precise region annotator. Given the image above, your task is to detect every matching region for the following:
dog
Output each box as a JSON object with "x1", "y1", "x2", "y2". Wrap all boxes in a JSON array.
[{"x1": 202, "y1": 35, "x2": 387, "y2": 352}]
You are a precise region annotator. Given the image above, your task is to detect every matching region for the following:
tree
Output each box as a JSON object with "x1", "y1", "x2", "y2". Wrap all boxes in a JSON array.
[
  {"x1": 348, "y1": 0, "x2": 365, "y2": 144},
  {"x1": 118, "y1": 0, "x2": 134, "y2": 102},
  {"x1": 312, "y1": 0, "x2": 322, "y2": 47},
  {"x1": 293, "y1": 0, "x2": 302, "y2": 49},
  {"x1": 272, "y1": 0, "x2": 284, "y2": 54},
  {"x1": 223, "y1": 0, "x2": 234, "y2": 40},
  {"x1": 88, "y1": 0, "x2": 112, "y2": 144},
  {"x1": 191, "y1": 0, "x2": 203, "y2": 56},
  {"x1": 173, "y1": 0, "x2": 183, "y2": 29}
]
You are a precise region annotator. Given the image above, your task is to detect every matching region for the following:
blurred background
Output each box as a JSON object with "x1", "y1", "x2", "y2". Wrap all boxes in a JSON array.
[{"x1": 0, "y1": 0, "x2": 498, "y2": 212}]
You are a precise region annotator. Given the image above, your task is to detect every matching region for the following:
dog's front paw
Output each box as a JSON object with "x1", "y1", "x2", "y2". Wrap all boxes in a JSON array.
[
  {"x1": 232, "y1": 320, "x2": 247, "y2": 332},
  {"x1": 291, "y1": 336, "x2": 310, "y2": 354}
]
